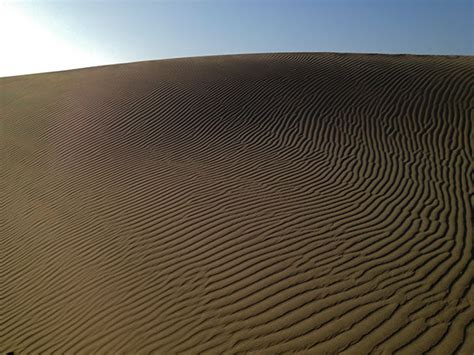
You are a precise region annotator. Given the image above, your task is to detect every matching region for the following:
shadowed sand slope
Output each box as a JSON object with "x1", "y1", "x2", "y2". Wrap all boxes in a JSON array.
[{"x1": 1, "y1": 53, "x2": 473, "y2": 353}]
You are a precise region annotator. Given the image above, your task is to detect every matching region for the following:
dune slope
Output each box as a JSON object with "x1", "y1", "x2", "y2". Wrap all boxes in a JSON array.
[{"x1": 1, "y1": 53, "x2": 473, "y2": 353}]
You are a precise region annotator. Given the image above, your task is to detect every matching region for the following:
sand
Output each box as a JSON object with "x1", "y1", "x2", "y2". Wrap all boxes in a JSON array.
[{"x1": 1, "y1": 53, "x2": 473, "y2": 354}]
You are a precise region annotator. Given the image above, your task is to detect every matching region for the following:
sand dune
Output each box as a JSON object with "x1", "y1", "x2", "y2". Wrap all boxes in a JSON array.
[{"x1": 1, "y1": 53, "x2": 473, "y2": 353}]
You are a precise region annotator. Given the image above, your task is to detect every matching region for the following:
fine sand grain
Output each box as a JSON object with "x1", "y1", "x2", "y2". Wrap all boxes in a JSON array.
[{"x1": 1, "y1": 53, "x2": 473, "y2": 353}]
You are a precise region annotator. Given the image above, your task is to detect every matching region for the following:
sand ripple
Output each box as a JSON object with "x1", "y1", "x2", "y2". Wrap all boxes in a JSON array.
[{"x1": 1, "y1": 53, "x2": 473, "y2": 353}]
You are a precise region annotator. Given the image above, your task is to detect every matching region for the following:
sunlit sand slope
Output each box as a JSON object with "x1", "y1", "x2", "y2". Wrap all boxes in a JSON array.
[{"x1": 1, "y1": 53, "x2": 473, "y2": 353}]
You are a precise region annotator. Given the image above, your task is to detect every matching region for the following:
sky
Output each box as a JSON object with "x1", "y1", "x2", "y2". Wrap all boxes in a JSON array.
[{"x1": 0, "y1": 0, "x2": 472, "y2": 77}]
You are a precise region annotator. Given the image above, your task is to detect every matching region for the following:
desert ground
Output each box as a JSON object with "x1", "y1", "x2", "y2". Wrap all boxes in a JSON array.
[{"x1": 1, "y1": 53, "x2": 473, "y2": 353}]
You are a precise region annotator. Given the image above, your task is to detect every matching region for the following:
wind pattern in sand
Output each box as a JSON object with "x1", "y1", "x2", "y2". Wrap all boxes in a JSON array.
[{"x1": 1, "y1": 53, "x2": 473, "y2": 353}]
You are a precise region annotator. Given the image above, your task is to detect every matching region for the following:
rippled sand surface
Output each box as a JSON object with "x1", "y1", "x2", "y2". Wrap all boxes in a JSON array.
[{"x1": 1, "y1": 53, "x2": 473, "y2": 354}]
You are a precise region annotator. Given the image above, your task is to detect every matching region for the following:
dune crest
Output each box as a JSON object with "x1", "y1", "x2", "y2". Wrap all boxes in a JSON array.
[{"x1": 1, "y1": 53, "x2": 473, "y2": 353}]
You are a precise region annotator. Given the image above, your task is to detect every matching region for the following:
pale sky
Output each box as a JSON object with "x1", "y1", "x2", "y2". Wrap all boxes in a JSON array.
[
  {"x1": 1, "y1": 0, "x2": 472, "y2": 78},
  {"x1": 0, "y1": 1, "x2": 110, "y2": 77}
]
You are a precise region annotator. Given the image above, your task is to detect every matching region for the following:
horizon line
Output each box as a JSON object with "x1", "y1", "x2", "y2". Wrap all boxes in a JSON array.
[{"x1": 2, "y1": 50, "x2": 472, "y2": 79}]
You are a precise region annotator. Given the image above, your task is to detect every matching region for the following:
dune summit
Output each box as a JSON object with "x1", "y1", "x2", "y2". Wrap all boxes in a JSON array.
[{"x1": 1, "y1": 53, "x2": 473, "y2": 353}]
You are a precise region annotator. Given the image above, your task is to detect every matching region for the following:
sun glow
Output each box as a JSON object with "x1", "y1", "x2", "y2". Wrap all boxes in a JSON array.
[{"x1": 0, "y1": 2, "x2": 109, "y2": 77}]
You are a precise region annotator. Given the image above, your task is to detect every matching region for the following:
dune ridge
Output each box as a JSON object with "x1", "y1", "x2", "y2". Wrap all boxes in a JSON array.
[{"x1": 1, "y1": 53, "x2": 473, "y2": 353}]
